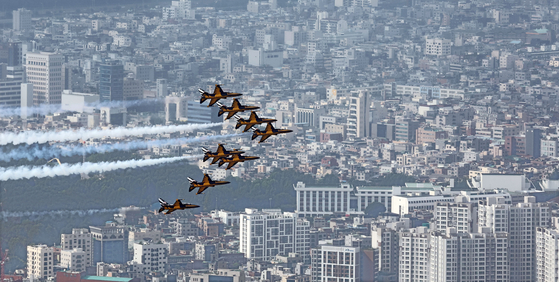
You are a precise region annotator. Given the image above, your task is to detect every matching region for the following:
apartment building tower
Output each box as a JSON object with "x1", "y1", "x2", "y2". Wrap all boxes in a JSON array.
[
  {"x1": 347, "y1": 90, "x2": 370, "y2": 139},
  {"x1": 132, "y1": 242, "x2": 168, "y2": 273},
  {"x1": 61, "y1": 228, "x2": 93, "y2": 267},
  {"x1": 26, "y1": 52, "x2": 64, "y2": 105},
  {"x1": 26, "y1": 245, "x2": 53, "y2": 280},
  {"x1": 239, "y1": 209, "x2": 310, "y2": 263},
  {"x1": 13, "y1": 8, "x2": 32, "y2": 31}
]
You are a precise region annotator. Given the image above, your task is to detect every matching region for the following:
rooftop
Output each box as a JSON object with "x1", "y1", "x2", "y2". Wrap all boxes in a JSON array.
[{"x1": 81, "y1": 276, "x2": 135, "y2": 282}]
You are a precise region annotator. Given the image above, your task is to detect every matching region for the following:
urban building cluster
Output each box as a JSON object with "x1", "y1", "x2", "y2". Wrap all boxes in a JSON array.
[{"x1": 4, "y1": 0, "x2": 559, "y2": 281}]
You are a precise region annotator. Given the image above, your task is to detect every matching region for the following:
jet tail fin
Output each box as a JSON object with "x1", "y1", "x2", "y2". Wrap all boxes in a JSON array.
[
  {"x1": 198, "y1": 88, "x2": 205, "y2": 94},
  {"x1": 187, "y1": 177, "x2": 196, "y2": 183},
  {"x1": 158, "y1": 207, "x2": 165, "y2": 213},
  {"x1": 200, "y1": 96, "x2": 207, "y2": 104},
  {"x1": 252, "y1": 131, "x2": 258, "y2": 140}
]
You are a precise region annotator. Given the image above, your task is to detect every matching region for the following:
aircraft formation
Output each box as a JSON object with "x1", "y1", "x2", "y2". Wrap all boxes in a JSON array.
[{"x1": 158, "y1": 84, "x2": 292, "y2": 215}]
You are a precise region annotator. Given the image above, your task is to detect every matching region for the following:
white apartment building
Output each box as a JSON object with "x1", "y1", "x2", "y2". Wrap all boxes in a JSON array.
[
  {"x1": 61, "y1": 228, "x2": 92, "y2": 267},
  {"x1": 347, "y1": 90, "x2": 370, "y2": 138},
  {"x1": 27, "y1": 245, "x2": 53, "y2": 280},
  {"x1": 13, "y1": 8, "x2": 32, "y2": 31},
  {"x1": 239, "y1": 209, "x2": 310, "y2": 263},
  {"x1": 60, "y1": 248, "x2": 87, "y2": 272},
  {"x1": 132, "y1": 242, "x2": 168, "y2": 273},
  {"x1": 478, "y1": 196, "x2": 550, "y2": 282},
  {"x1": 536, "y1": 226, "x2": 559, "y2": 282},
  {"x1": 311, "y1": 245, "x2": 361, "y2": 282},
  {"x1": 26, "y1": 52, "x2": 64, "y2": 105},
  {"x1": 429, "y1": 231, "x2": 509, "y2": 282},
  {"x1": 434, "y1": 202, "x2": 478, "y2": 234},
  {"x1": 399, "y1": 227, "x2": 430, "y2": 282},
  {"x1": 425, "y1": 38, "x2": 451, "y2": 56},
  {"x1": 541, "y1": 138, "x2": 558, "y2": 157}
]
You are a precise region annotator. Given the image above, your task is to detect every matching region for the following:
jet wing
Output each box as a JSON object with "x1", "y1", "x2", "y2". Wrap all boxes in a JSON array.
[
  {"x1": 265, "y1": 123, "x2": 274, "y2": 132},
  {"x1": 232, "y1": 99, "x2": 241, "y2": 109},
  {"x1": 216, "y1": 144, "x2": 225, "y2": 154},
  {"x1": 173, "y1": 199, "x2": 182, "y2": 208},
  {"x1": 226, "y1": 111, "x2": 237, "y2": 120},
  {"x1": 196, "y1": 186, "x2": 209, "y2": 195},
  {"x1": 226, "y1": 161, "x2": 239, "y2": 169},
  {"x1": 211, "y1": 156, "x2": 222, "y2": 165},
  {"x1": 259, "y1": 134, "x2": 272, "y2": 143},
  {"x1": 243, "y1": 124, "x2": 255, "y2": 132},
  {"x1": 214, "y1": 85, "x2": 223, "y2": 96},
  {"x1": 207, "y1": 98, "x2": 221, "y2": 107},
  {"x1": 203, "y1": 174, "x2": 211, "y2": 184}
]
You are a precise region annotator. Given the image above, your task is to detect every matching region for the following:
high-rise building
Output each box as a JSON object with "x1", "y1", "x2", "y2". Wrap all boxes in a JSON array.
[
  {"x1": 0, "y1": 78, "x2": 22, "y2": 107},
  {"x1": 347, "y1": 90, "x2": 370, "y2": 139},
  {"x1": 156, "y1": 79, "x2": 168, "y2": 98},
  {"x1": 7, "y1": 42, "x2": 22, "y2": 67},
  {"x1": 399, "y1": 227, "x2": 430, "y2": 282},
  {"x1": 536, "y1": 226, "x2": 559, "y2": 282},
  {"x1": 434, "y1": 202, "x2": 478, "y2": 234},
  {"x1": 186, "y1": 100, "x2": 220, "y2": 124},
  {"x1": 428, "y1": 231, "x2": 509, "y2": 282},
  {"x1": 13, "y1": 8, "x2": 32, "y2": 31},
  {"x1": 61, "y1": 228, "x2": 93, "y2": 267},
  {"x1": 27, "y1": 245, "x2": 54, "y2": 280},
  {"x1": 311, "y1": 244, "x2": 362, "y2": 282},
  {"x1": 26, "y1": 52, "x2": 64, "y2": 105},
  {"x1": 90, "y1": 224, "x2": 129, "y2": 264},
  {"x1": 165, "y1": 96, "x2": 188, "y2": 123},
  {"x1": 99, "y1": 60, "x2": 124, "y2": 102},
  {"x1": 239, "y1": 209, "x2": 310, "y2": 263},
  {"x1": 60, "y1": 249, "x2": 87, "y2": 273},
  {"x1": 132, "y1": 242, "x2": 168, "y2": 273},
  {"x1": 123, "y1": 77, "x2": 144, "y2": 101},
  {"x1": 20, "y1": 83, "x2": 33, "y2": 118},
  {"x1": 478, "y1": 196, "x2": 550, "y2": 282},
  {"x1": 526, "y1": 128, "x2": 542, "y2": 157}
]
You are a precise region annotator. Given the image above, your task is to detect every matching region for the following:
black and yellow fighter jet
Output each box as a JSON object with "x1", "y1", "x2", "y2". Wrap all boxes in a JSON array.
[
  {"x1": 217, "y1": 153, "x2": 260, "y2": 170},
  {"x1": 234, "y1": 111, "x2": 277, "y2": 132},
  {"x1": 216, "y1": 99, "x2": 260, "y2": 120},
  {"x1": 251, "y1": 122, "x2": 293, "y2": 143},
  {"x1": 201, "y1": 144, "x2": 244, "y2": 165},
  {"x1": 187, "y1": 174, "x2": 230, "y2": 195},
  {"x1": 158, "y1": 198, "x2": 200, "y2": 214},
  {"x1": 199, "y1": 84, "x2": 243, "y2": 107}
]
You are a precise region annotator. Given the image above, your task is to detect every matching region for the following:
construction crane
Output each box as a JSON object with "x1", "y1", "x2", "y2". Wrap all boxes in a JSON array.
[{"x1": 0, "y1": 244, "x2": 8, "y2": 282}]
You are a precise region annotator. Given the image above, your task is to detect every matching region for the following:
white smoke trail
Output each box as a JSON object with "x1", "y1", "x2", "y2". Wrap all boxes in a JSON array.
[
  {"x1": 0, "y1": 155, "x2": 199, "y2": 181},
  {"x1": 1, "y1": 206, "x2": 147, "y2": 220},
  {"x1": 0, "y1": 133, "x2": 245, "y2": 162},
  {"x1": 0, "y1": 98, "x2": 163, "y2": 117},
  {"x1": 0, "y1": 123, "x2": 222, "y2": 145}
]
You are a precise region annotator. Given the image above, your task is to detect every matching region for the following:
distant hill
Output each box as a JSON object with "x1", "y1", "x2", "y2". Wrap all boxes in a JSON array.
[{"x1": 0, "y1": 0, "x2": 250, "y2": 13}]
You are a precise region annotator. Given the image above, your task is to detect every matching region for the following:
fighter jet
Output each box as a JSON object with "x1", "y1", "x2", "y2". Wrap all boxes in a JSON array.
[
  {"x1": 252, "y1": 122, "x2": 293, "y2": 143},
  {"x1": 216, "y1": 99, "x2": 260, "y2": 120},
  {"x1": 201, "y1": 144, "x2": 244, "y2": 165},
  {"x1": 199, "y1": 84, "x2": 243, "y2": 107},
  {"x1": 158, "y1": 198, "x2": 199, "y2": 215},
  {"x1": 234, "y1": 111, "x2": 277, "y2": 132},
  {"x1": 218, "y1": 153, "x2": 260, "y2": 170},
  {"x1": 187, "y1": 174, "x2": 230, "y2": 195}
]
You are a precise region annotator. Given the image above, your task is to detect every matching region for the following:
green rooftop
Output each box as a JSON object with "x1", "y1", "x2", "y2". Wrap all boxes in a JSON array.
[{"x1": 82, "y1": 276, "x2": 134, "y2": 282}]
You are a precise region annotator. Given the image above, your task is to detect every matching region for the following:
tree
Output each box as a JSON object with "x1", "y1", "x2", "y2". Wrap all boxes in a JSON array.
[{"x1": 364, "y1": 202, "x2": 386, "y2": 218}]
